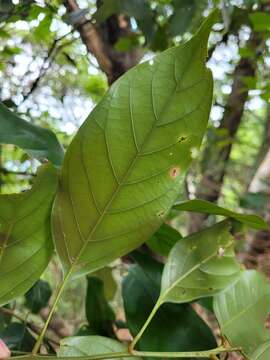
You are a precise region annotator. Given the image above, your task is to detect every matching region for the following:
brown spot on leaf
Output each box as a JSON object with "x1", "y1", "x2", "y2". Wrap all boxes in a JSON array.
[{"x1": 169, "y1": 166, "x2": 180, "y2": 179}]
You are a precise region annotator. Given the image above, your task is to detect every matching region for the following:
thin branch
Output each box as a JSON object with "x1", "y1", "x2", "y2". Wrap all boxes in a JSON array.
[
  {"x1": 0, "y1": 167, "x2": 35, "y2": 177},
  {"x1": 21, "y1": 30, "x2": 78, "y2": 103},
  {"x1": 0, "y1": 307, "x2": 60, "y2": 347}
]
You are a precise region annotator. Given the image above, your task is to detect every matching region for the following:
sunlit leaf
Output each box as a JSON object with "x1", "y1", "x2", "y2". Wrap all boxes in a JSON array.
[
  {"x1": 249, "y1": 12, "x2": 270, "y2": 32},
  {"x1": 0, "y1": 164, "x2": 58, "y2": 306},
  {"x1": 174, "y1": 199, "x2": 268, "y2": 229},
  {"x1": 52, "y1": 13, "x2": 215, "y2": 279},
  {"x1": 214, "y1": 270, "x2": 270, "y2": 360},
  {"x1": 0, "y1": 102, "x2": 64, "y2": 166},
  {"x1": 159, "y1": 221, "x2": 241, "y2": 304}
]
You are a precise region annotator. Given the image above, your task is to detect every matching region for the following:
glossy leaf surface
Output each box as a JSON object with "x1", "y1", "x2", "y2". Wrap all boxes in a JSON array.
[
  {"x1": 214, "y1": 270, "x2": 270, "y2": 360},
  {"x1": 160, "y1": 221, "x2": 241, "y2": 304},
  {"x1": 0, "y1": 102, "x2": 64, "y2": 166},
  {"x1": 58, "y1": 336, "x2": 139, "y2": 360},
  {"x1": 123, "y1": 251, "x2": 216, "y2": 353},
  {"x1": 52, "y1": 13, "x2": 215, "y2": 278},
  {"x1": 0, "y1": 164, "x2": 57, "y2": 306},
  {"x1": 174, "y1": 199, "x2": 268, "y2": 229}
]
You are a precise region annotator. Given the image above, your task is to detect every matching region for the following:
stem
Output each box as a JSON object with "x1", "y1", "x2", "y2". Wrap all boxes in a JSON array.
[
  {"x1": 130, "y1": 299, "x2": 162, "y2": 350},
  {"x1": 131, "y1": 347, "x2": 241, "y2": 358},
  {"x1": 12, "y1": 352, "x2": 134, "y2": 360},
  {"x1": 32, "y1": 271, "x2": 72, "y2": 355},
  {"x1": 11, "y1": 346, "x2": 242, "y2": 360}
]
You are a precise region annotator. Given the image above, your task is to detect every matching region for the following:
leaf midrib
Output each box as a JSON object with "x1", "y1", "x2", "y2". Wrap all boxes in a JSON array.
[
  {"x1": 70, "y1": 67, "x2": 164, "y2": 271},
  {"x1": 68, "y1": 44, "x2": 209, "y2": 273},
  {"x1": 161, "y1": 240, "x2": 234, "y2": 302}
]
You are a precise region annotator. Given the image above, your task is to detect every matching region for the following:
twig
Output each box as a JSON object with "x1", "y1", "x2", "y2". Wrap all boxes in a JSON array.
[
  {"x1": 0, "y1": 307, "x2": 60, "y2": 347},
  {"x1": 0, "y1": 167, "x2": 35, "y2": 177}
]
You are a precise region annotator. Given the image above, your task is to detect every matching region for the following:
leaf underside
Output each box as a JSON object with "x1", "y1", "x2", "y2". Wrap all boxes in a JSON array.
[
  {"x1": 214, "y1": 270, "x2": 270, "y2": 360},
  {"x1": 160, "y1": 221, "x2": 241, "y2": 304},
  {"x1": 0, "y1": 164, "x2": 57, "y2": 306},
  {"x1": 58, "y1": 336, "x2": 139, "y2": 360},
  {"x1": 52, "y1": 14, "x2": 215, "y2": 279}
]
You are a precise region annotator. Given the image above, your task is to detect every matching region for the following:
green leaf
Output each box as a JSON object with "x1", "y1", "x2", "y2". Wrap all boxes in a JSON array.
[
  {"x1": 58, "y1": 336, "x2": 139, "y2": 359},
  {"x1": 33, "y1": 14, "x2": 53, "y2": 42},
  {"x1": 159, "y1": 221, "x2": 241, "y2": 304},
  {"x1": 85, "y1": 276, "x2": 115, "y2": 337},
  {"x1": 0, "y1": 102, "x2": 64, "y2": 166},
  {"x1": 123, "y1": 251, "x2": 216, "y2": 353},
  {"x1": 52, "y1": 13, "x2": 215, "y2": 279},
  {"x1": 0, "y1": 323, "x2": 35, "y2": 352},
  {"x1": 249, "y1": 12, "x2": 270, "y2": 32},
  {"x1": 91, "y1": 266, "x2": 117, "y2": 301},
  {"x1": 146, "y1": 223, "x2": 182, "y2": 256},
  {"x1": 169, "y1": 0, "x2": 196, "y2": 36},
  {"x1": 0, "y1": 163, "x2": 58, "y2": 306},
  {"x1": 174, "y1": 199, "x2": 268, "y2": 229},
  {"x1": 25, "y1": 280, "x2": 52, "y2": 314},
  {"x1": 214, "y1": 270, "x2": 270, "y2": 360}
]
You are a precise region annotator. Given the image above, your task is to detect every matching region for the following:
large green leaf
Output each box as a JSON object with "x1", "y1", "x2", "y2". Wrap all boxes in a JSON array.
[
  {"x1": 214, "y1": 270, "x2": 270, "y2": 360},
  {"x1": 174, "y1": 199, "x2": 268, "y2": 229},
  {"x1": 159, "y1": 221, "x2": 241, "y2": 305},
  {"x1": 52, "y1": 13, "x2": 215, "y2": 279},
  {"x1": 58, "y1": 336, "x2": 139, "y2": 360},
  {"x1": 0, "y1": 102, "x2": 64, "y2": 166},
  {"x1": 0, "y1": 164, "x2": 57, "y2": 306},
  {"x1": 123, "y1": 251, "x2": 216, "y2": 354}
]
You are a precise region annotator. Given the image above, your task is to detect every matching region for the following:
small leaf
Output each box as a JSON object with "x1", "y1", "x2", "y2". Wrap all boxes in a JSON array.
[
  {"x1": 85, "y1": 276, "x2": 115, "y2": 337},
  {"x1": 160, "y1": 221, "x2": 241, "y2": 304},
  {"x1": 52, "y1": 12, "x2": 215, "y2": 279},
  {"x1": 249, "y1": 12, "x2": 270, "y2": 32},
  {"x1": 214, "y1": 270, "x2": 270, "y2": 360},
  {"x1": 0, "y1": 323, "x2": 35, "y2": 352},
  {"x1": 123, "y1": 251, "x2": 216, "y2": 352},
  {"x1": 169, "y1": 0, "x2": 196, "y2": 36},
  {"x1": 25, "y1": 280, "x2": 52, "y2": 314},
  {"x1": 174, "y1": 199, "x2": 268, "y2": 229},
  {"x1": 58, "y1": 336, "x2": 139, "y2": 359},
  {"x1": 0, "y1": 164, "x2": 58, "y2": 306},
  {"x1": 0, "y1": 102, "x2": 64, "y2": 166},
  {"x1": 91, "y1": 266, "x2": 117, "y2": 301},
  {"x1": 146, "y1": 223, "x2": 182, "y2": 256}
]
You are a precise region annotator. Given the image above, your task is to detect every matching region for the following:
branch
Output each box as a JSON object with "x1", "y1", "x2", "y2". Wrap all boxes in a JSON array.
[
  {"x1": 22, "y1": 31, "x2": 77, "y2": 102},
  {"x1": 0, "y1": 167, "x2": 35, "y2": 176},
  {"x1": 0, "y1": 307, "x2": 60, "y2": 347}
]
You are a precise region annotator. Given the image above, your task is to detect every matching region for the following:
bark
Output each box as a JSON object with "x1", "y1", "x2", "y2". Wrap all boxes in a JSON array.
[
  {"x1": 188, "y1": 31, "x2": 263, "y2": 233},
  {"x1": 64, "y1": 0, "x2": 141, "y2": 84}
]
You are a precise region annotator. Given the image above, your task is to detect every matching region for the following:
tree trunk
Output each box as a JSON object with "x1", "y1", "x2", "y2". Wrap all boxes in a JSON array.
[
  {"x1": 188, "y1": 31, "x2": 263, "y2": 233},
  {"x1": 64, "y1": 0, "x2": 141, "y2": 84}
]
